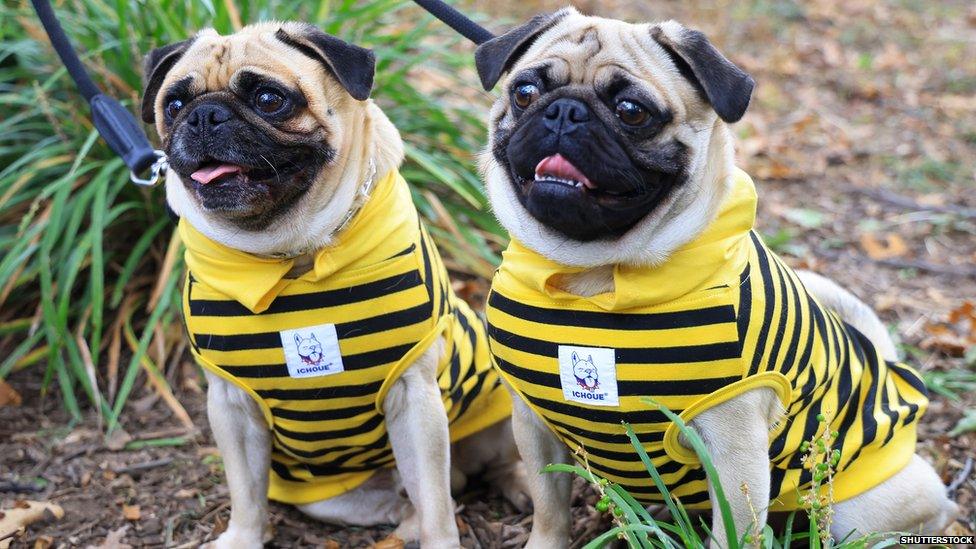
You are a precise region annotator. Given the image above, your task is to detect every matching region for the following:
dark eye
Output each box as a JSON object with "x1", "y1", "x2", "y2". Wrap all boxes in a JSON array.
[
  {"x1": 512, "y1": 83, "x2": 541, "y2": 109},
  {"x1": 165, "y1": 99, "x2": 184, "y2": 119},
  {"x1": 254, "y1": 89, "x2": 286, "y2": 114},
  {"x1": 615, "y1": 100, "x2": 650, "y2": 126}
]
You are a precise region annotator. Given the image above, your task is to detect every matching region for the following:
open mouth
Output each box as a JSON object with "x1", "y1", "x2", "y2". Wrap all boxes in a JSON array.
[
  {"x1": 188, "y1": 160, "x2": 302, "y2": 186},
  {"x1": 524, "y1": 154, "x2": 636, "y2": 199}
]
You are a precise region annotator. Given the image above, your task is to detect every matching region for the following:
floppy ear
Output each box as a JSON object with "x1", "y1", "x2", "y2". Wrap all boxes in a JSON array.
[
  {"x1": 474, "y1": 9, "x2": 569, "y2": 91},
  {"x1": 141, "y1": 38, "x2": 195, "y2": 124},
  {"x1": 650, "y1": 21, "x2": 754, "y2": 123},
  {"x1": 274, "y1": 25, "x2": 375, "y2": 101}
]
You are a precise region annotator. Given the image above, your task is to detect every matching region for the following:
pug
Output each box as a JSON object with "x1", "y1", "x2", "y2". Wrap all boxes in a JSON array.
[
  {"x1": 473, "y1": 8, "x2": 958, "y2": 547},
  {"x1": 142, "y1": 22, "x2": 527, "y2": 549}
]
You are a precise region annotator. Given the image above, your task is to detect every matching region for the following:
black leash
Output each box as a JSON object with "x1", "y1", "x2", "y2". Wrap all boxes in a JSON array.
[
  {"x1": 411, "y1": 0, "x2": 495, "y2": 45},
  {"x1": 30, "y1": 0, "x2": 167, "y2": 186},
  {"x1": 28, "y1": 0, "x2": 487, "y2": 187}
]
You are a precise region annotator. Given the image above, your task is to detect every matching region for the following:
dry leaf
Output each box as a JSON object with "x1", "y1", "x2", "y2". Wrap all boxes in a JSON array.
[
  {"x1": 920, "y1": 324, "x2": 969, "y2": 357},
  {"x1": 323, "y1": 540, "x2": 340, "y2": 549},
  {"x1": 85, "y1": 526, "x2": 131, "y2": 549},
  {"x1": 0, "y1": 500, "x2": 65, "y2": 549},
  {"x1": 948, "y1": 301, "x2": 976, "y2": 340},
  {"x1": 104, "y1": 429, "x2": 132, "y2": 451},
  {"x1": 0, "y1": 379, "x2": 22, "y2": 407},
  {"x1": 121, "y1": 505, "x2": 140, "y2": 521},
  {"x1": 372, "y1": 534, "x2": 405, "y2": 549},
  {"x1": 32, "y1": 535, "x2": 53, "y2": 549},
  {"x1": 860, "y1": 232, "x2": 909, "y2": 260}
]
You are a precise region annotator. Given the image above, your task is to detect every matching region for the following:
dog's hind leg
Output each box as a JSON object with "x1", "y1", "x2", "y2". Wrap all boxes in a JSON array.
[
  {"x1": 832, "y1": 454, "x2": 959, "y2": 540},
  {"x1": 203, "y1": 373, "x2": 272, "y2": 549},
  {"x1": 383, "y1": 339, "x2": 462, "y2": 549},
  {"x1": 297, "y1": 468, "x2": 411, "y2": 527},
  {"x1": 451, "y1": 418, "x2": 532, "y2": 512},
  {"x1": 796, "y1": 270, "x2": 898, "y2": 360}
]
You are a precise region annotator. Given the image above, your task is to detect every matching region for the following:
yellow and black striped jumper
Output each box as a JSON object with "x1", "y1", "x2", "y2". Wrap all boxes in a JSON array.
[
  {"x1": 486, "y1": 168, "x2": 928, "y2": 509},
  {"x1": 180, "y1": 169, "x2": 511, "y2": 505}
]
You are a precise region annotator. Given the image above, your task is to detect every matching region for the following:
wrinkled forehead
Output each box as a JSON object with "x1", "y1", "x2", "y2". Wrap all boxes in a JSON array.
[
  {"x1": 506, "y1": 15, "x2": 676, "y2": 90},
  {"x1": 163, "y1": 27, "x2": 325, "y2": 93}
]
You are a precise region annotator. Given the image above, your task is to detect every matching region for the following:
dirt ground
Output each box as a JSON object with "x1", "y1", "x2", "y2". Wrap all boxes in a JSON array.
[{"x1": 3, "y1": 0, "x2": 975, "y2": 547}]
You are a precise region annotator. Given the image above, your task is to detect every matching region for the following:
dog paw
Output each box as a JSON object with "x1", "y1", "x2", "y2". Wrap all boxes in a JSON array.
[
  {"x1": 203, "y1": 524, "x2": 271, "y2": 549},
  {"x1": 498, "y1": 461, "x2": 533, "y2": 512}
]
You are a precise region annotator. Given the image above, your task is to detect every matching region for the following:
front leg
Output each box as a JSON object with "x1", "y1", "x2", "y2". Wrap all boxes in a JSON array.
[
  {"x1": 204, "y1": 373, "x2": 272, "y2": 549},
  {"x1": 689, "y1": 388, "x2": 779, "y2": 548},
  {"x1": 383, "y1": 341, "x2": 460, "y2": 549},
  {"x1": 511, "y1": 392, "x2": 572, "y2": 549}
]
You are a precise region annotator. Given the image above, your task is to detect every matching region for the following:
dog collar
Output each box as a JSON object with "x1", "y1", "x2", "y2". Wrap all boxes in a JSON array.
[{"x1": 258, "y1": 159, "x2": 377, "y2": 260}]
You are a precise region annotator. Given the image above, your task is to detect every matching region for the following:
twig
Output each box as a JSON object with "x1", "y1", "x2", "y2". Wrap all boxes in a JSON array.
[
  {"x1": 872, "y1": 257, "x2": 976, "y2": 278},
  {"x1": 0, "y1": 480, "x2": 45, "y2": 493},
  {"x1": 947, "y1": 456, "x2": 974, "y2": 496},
  {"x1": 818, "y1": 249, "x2": 976, "y2": 278},
  {"x1": 847, "y1": 186, "x2": 976, "y2": 219},
  {"x1": 111, "y1": 457, "x2": 175, "y2": 476}
]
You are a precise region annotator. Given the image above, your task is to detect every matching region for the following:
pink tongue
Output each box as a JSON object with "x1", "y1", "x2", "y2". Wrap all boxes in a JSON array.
[
  {"x1": 534, "y1": 154, "x2": 595, "y2": 189},
  {"x1": 191, "y1": 164, "x2": 243, "y2": 184}
]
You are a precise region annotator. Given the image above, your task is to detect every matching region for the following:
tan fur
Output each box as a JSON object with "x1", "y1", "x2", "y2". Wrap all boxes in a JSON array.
[
  {"x1": 158, "y1": 23, "x2": 404, "y2": 257},
  {"x1": 482, "y1": 9, "x2": 957, "y2": 546},
  {"x1": 158, "y1": 23, "x2": 526, "y2": 549}
]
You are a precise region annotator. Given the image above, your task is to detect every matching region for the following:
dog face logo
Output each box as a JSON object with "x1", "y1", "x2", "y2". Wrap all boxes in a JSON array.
[
  {"x1": 294, "y1": 333, "x2": 324, "y2": 366},
  {"x1": 558, "y1": 345, "x2": 618, "y2": 407},
  {"x1": 572, "y1": 352, "x2": 599, "y2": 391}
]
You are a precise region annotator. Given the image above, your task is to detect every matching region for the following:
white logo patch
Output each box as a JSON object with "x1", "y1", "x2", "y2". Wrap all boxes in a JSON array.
[
  {"x1": 558, "y1": 345, "x2": 618, "y2": 407},
  {"x1": 280, "y1": 323, "x2": 344, "y2": 379}
]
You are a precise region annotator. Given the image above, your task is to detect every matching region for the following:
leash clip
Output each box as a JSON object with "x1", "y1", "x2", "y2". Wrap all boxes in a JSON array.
[{"x1": 129, "y1": 150, "x2": 168, "y2": 187}]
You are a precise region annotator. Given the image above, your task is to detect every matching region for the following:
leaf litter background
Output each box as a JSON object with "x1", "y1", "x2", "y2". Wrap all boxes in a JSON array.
[{"x1": 2, "y1": 0, "x2": 975, "y2": 546}]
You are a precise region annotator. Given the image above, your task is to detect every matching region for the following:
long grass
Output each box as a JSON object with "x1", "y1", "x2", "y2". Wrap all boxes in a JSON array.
[
  {"x1": 545, "y1": 402, "x2": 900, "y2": 548},
  {"x1": 0, "y1": 0, "x2": 500, "y2": 428}
]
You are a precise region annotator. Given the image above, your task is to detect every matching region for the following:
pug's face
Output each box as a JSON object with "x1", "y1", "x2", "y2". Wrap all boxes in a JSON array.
[
  {"x1": 142, "y1": 22, "x2": 375, "y2": 231},
  {"x1": 476, "y1": 9, "x2": 754, "y2": 264}
]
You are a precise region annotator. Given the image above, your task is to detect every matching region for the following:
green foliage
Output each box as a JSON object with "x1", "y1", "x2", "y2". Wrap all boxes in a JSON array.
[
  {"x1": 0, "y1": 0, "x2": 498, "y2": 426},
  {"x1": 544, "y1": 401, "x2": 898, "y2": 548}
]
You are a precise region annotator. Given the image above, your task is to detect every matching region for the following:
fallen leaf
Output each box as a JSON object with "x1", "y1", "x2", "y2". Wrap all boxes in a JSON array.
[
  {"x1": 323, "y1": 540, "x2": 340, "y2": 549},
  {"x1": 85, "y1": 526, "x2": 131, "y2": 549},
  {"x1": 372, "y1": 534, "x2": 405, "y2": 549},
  {"x1": 32, "y1": 535, "x2": 53, "y2": 549},
  {"x1": 0, "y1": 501, "x2": 64, "y2": 549},
  {"x1": 0, "y1": 379, "x2": 22, "y2": 407},
  {"x1": 948, "y1": 301, "x2": 976, "y2": 340},
  {"x1": 860, "y1": 232, "x2": 909, "y2": 260},
  {"x1": 104, "y1": 429, "x2": 132, "y2": 451},
  {"x1": 121, "y1": 505, "x2": 140, "y2": 521},
  {"x1": 920, "y1": 324, "x2": 970, "y2": 357}
]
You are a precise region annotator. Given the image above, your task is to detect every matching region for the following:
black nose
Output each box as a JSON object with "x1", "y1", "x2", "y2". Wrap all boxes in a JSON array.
[
  {"x1": 543, "y1": 98, "x2": 591, "y2": 134},
  {"x1": 186, "y1": 103, "x2": 233, "y2": 135}
]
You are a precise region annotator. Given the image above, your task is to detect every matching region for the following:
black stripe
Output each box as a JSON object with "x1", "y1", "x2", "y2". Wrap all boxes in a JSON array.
[
  {"x1": 489, "y1": 325, "x2": 740, "y2": 365},
  {"x1": 217, "y1": 343, "x2": 416, "y2": 379},
  {"x1": 272, "y1": 403, "x2": 375, "y2": 422},
  {"x1": 276, "y1": 413, "x2": 385, "y2": 442},
  {"x1": 748, "y1": 232, "x2": 777, "y2": 376},
  {"x1": 188, "y1": 270, "x2": 422, "y2": 317},
  {"x1": 493, "y1": 356, "x2": 739, "y2": 396},
  {"x1": 771, "y1": 258, "x2": 804, "y2": 378},
  {"x1": 489, "y1": 291, "x2": 736, "y2": 332},
  {"x1": 193, "y1": 302, "x2": 432, "y2": 351},
  {"x1": 547, "y1": 417, "x2": 665, "y2": 445},
  {"x1": 276, "y1": 430, "x2": 389, "y2": 460},
  {"x1": 286, "y1": 457, "x2": 396, "y2": 477},
  {"x1": 524, "y1": 393, "x2": 670, "y2": 424},
  {"x1": 270, "y1": 459, "x2": 302, "y2": 482},
  {"x1": 886, "y1": 361, "x2": 928, "y2": 397},
  {"x1": 735, "y1": 263, "x2": 752, "y2": 359},
  {"x1": 257, "y1": 379, "x2": 384, "y2": 401}
]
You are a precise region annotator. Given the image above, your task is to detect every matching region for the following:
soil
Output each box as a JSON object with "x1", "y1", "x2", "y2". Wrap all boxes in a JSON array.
[{"x1": 3, "y1": 0, "x2": 975, "y2": 547}]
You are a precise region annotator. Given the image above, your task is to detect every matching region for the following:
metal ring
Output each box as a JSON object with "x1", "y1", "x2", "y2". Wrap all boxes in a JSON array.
[{"x1": 130, "y1": 150, "x2": 168, "y2": 187}]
